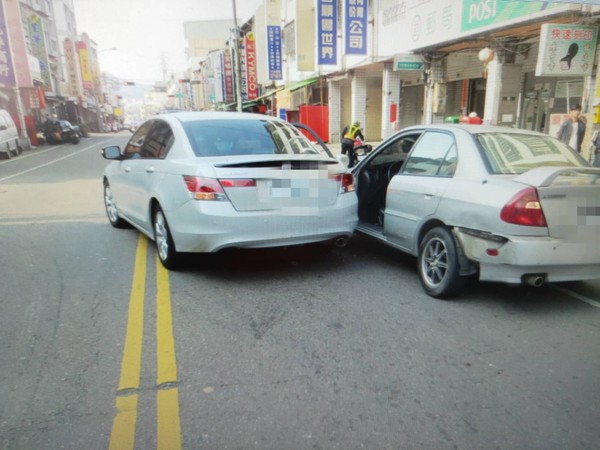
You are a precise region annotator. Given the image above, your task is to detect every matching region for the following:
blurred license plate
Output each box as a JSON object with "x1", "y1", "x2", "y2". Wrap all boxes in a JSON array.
[{"x1": 271, "y1": 178, "x2": 311, "y2": 198}]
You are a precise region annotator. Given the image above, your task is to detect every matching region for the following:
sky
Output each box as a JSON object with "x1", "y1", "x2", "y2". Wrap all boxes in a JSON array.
[{"x1": 72, "y1": 0, "x2": 263, "y2": 84}]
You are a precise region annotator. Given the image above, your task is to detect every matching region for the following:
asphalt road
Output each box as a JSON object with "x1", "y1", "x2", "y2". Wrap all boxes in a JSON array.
[{"x1": 0, "y1": 133, "x2": 599, "y2": 450}]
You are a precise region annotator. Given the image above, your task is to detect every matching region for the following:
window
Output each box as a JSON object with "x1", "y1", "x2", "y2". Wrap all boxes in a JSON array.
[
  {"x1": 477, "y1": 132, "x2": 586, "y2": 174},
  {"x1": 123, "y1": 121, "x2": 153, "y2": 159},
  {"x1": 183, "y1": 119, "x2": 326, "y2": 157},
  {"x1": 141, "y1": 121, "x2": 173, "y2": 159},
  {"x1": 402, "y1": 131, "x2": 456, "y2": 176}
]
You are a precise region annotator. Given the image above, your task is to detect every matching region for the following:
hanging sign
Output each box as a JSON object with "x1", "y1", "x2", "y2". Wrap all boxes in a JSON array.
[
  {"x1": 536, "y1": 23, "x2": 598, "y2": 77},
  {"x1": 318, "y1": 0, "x2": 337, "y2": 65},
  {"x1": 267, "y1": 25, "x2": 283, "y2": 80},
  {"x1": 345, "y1": 0, "x2": 367, "y2": 55}
]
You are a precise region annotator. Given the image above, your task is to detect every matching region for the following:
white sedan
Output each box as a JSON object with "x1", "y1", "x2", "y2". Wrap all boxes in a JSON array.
[
  {"x1": 102, "y1": 112, "x2": 357, "y2": 268},
  {"x1": 353, "y1": 124, "x2": 600, "y2": 298}
]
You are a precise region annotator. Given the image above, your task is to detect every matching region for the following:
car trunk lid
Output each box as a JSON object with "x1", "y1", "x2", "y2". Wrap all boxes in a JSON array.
[
  {"x1": 514, "y1": 167, "x2": 600, "y2": 240},
  {"x1": 213, "y1": 158, "x2": 344, "y2": 212}
]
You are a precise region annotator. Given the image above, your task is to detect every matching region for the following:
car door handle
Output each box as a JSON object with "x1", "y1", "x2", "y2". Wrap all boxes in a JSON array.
[
  {"x1": 424, "y1": 194, "x2": 434, "y2": 200},
  {"x1": 146, "y1": 166, "x2": 155, "y2": 173},
  {"x1": 124, "y1": 166, "x2": 131, "y2": 173}
]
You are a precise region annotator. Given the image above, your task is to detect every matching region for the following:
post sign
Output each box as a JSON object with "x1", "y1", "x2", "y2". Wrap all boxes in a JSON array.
[{"x1": 393, "y1": 54, "x2": 424, "y2": 71}]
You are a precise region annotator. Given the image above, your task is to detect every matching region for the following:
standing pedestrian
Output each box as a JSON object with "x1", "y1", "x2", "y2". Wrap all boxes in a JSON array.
[
  {"x1": 341, "y1": 121, "x2": 364, "y2": 168},
  {"x1": 557, "y1": 104, "x2": 586, "y2": 153}
]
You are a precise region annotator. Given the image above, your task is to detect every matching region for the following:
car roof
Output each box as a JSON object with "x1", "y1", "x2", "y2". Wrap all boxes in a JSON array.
[
  {"x1": 153, "y1": 111, "x2": 280, "y2": 124},
  {"x1": 400, "y1": 123, "x2": 548, "y2": 137}
]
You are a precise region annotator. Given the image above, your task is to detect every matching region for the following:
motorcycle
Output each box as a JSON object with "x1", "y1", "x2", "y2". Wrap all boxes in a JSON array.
[
  {"x1": 350, "y1": 138, "x2": 373, "y2": 167},
  {"x1": 44, "y1": 121, "x2": 80, "y2": 145}
]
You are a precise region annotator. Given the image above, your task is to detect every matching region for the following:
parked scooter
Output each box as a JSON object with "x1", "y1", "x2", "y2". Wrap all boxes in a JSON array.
[
  {"x1": 36, "y1": 131, "x2": 46, "y2": 146},
  {"x1": 44, "y1": 121, "x2": 80, "y2": 145}
]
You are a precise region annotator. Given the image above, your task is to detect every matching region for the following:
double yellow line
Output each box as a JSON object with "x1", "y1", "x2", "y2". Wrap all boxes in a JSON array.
[{"x1": 108, "y1": 236, "x2": 182, "y2": 450}]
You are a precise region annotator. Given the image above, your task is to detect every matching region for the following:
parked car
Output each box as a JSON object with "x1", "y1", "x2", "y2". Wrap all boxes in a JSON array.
[
  {"x1": 0, "y1": 109, "x2": 22, "y2": 159},
  {"x1": 102, "y1": 112, "x2": 357, "y2": 269},
  {"x1": 352, "y1": 124, "x2": 600, "y2": 298}
]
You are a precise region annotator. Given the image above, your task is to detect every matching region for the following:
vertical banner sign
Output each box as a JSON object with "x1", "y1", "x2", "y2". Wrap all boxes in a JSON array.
[
  {"x1": 63, "y1": 38, "x2": 80, "y2": 96},
  {"x1": 76, "y1": 41, "x2": 93, "y2": 91},
  {"x1": 222, "y1": 49, "x2": 234, "y2": 103},
  {"x1": 318, "y1": 0, "x2": 337, "y2": 65},
  {"x1": 536, "y1": 24, "x2": 598, "y2": 77},
  {"x1": 0, "y1": 1, "x2": 16, "y2": 85},
  {"x1": 345, "y1": 0, "x2": 367, "y2": 55},
  {"x1": 267, "y1": 25, "x2": 282, "y2": 80},
  {"x1": 239, "y1": 36, "x2": 248, "y2": 100},
  {"x1": 245, "y1": 32, "x2": 258, "y2": 100},
  {"x1": 213, "y1": 52, "x2": 224, "y2": 103},
  {"x1": 27, "y1": 13, "x2": 52, "y2": 88}
]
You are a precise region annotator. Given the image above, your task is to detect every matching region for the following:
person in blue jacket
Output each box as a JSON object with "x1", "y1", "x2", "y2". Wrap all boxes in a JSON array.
[{"x1": 557, "y1": 104, "x2": 586, "y2": 153}]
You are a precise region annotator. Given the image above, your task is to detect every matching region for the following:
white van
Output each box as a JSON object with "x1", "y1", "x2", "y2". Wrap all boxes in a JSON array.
[{"x1": 0, "y1": 109, "x2": 21, "y2": 159}]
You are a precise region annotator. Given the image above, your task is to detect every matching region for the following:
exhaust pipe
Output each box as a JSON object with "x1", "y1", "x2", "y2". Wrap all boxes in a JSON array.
[
  {"x1": 334, "y1": 236, "x2": 349, "y2": 248},
  {"x1": 522, "y1": 274, "x2": 545, "y2": 287}
]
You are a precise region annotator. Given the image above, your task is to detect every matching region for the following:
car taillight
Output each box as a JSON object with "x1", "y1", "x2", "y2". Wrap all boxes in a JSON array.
[
  {"x1": 183, "y1": 176, "x2": 227, "y2": 201},
  {"x1": 500, "y1": 187, "x2": 547, "y2": 227},
  {"x1": 183, "y1": 176, "x2": 256, "y2": 200},
  {"x1": 331, "y1": 173, "x2": 355, "y2": 194},
  {"x1": 219, "y1": 179, "x2": 256, "y2": 188}
]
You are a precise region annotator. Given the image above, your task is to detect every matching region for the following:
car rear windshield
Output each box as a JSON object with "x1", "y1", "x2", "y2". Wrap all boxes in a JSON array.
[
  {"x1": 476, "y1": 132, "x2": 589, "y2": 175},
  {"x1": 182, "y1": 119, "x2": 328, "y2": 157}
]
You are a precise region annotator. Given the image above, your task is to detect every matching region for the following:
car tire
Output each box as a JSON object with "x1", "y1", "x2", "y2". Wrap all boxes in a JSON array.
[
  {"x1": 103, "y1": 181, "x2": 128, "y2": 228},
  {"x1": 3, "y1": 144, "x2": 11, "y2": 159},
  {"x1": 418, "y1": 227, "x2": 465, "y2": 298},
  {"x1": 153, "y1": 205, "x2": 181, "y2": 270}
]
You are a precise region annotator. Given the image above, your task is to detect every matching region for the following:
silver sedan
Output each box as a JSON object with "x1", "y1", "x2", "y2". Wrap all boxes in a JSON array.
[
  {"x1": 102, "y1": 112, "x2": 357, "y2": 269},
  {"x1": 353, "y1": 124, "x2": 600, "y2": 298}
]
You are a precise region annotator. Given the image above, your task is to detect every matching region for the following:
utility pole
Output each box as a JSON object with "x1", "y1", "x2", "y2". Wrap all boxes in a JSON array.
[{"x1": 232, "y1": 0, "x2": 243, "y2": 112}]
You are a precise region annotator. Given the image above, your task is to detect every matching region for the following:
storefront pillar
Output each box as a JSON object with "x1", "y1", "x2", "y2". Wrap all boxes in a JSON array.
[
  {"x1": 382, "y1": 63, "x2": 401, "y2": 139},
  {"x1": 328, "y1": 81, "x2": 342, "y2": 143},
  {"x1": 424, "y1": 55, "x2": 445, "y2": 125},
  {"x1": 351, "y1": 70, "x2": 367, "y2": 134},
  {"x1": 483, "y1": 54, "x2": 502, "y2": 126}
]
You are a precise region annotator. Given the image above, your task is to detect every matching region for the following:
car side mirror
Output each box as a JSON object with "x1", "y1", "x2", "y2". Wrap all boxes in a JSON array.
[{"x1": 102, "y1": 145, "x2": 122, "y2": 160}]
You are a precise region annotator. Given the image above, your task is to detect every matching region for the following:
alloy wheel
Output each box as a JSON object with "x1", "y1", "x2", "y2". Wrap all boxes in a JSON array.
[
  {"x1": 154, "y1": 210, "x2": 170, "y2": 262},
  {"x1": 104, "y1": 185, "x2": 119, "y2": 224},
  {"x1": 421, "y1": 236, "x2": 448, "y2": 287}
]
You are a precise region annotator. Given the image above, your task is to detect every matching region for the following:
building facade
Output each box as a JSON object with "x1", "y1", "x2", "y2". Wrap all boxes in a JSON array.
[
  {"x1": 0, "y1": 0, "x2": 109, "y2": 146},
  {"x1": 192, "y1": 1, "x2": 600, "y2": 162}
]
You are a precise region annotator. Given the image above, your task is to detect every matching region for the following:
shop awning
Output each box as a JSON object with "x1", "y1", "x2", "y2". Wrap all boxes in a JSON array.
[
  {"x1": 286, "y1": 76, "x2": 321, "y2": 92},
  {"x1": 254, "y1": 86, "x2": 285, "y2": 101},
  {"x1": 220, "y1": 100, "x2": 260, "y2": 110}
]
